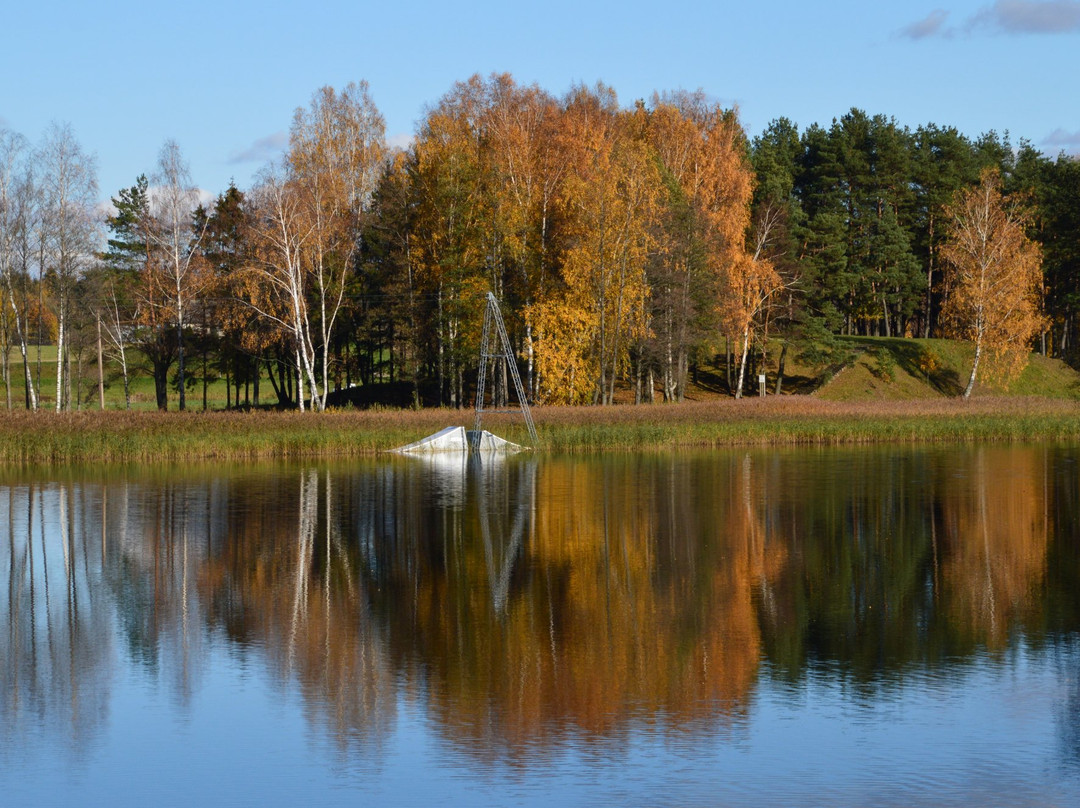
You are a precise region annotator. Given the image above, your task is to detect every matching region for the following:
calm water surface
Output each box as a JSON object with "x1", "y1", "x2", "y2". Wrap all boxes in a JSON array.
[{"x1": 2, "y1": 446, "x2": 1080, "y2": 807}]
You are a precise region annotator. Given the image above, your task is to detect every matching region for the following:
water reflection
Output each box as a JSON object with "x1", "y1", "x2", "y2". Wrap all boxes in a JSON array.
[{"x1": 2, "y1": 447, "x2": 1080, "y2": 791}]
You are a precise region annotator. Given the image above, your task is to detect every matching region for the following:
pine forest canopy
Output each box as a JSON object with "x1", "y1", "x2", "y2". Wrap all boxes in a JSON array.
[{"x1": 1, "y1": 72, "x2": 1078, "y2": 411}]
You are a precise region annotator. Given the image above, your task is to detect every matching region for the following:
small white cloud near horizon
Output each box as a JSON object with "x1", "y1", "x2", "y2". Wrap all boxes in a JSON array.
[
  {"x1": 228, "y1": 132, "x2": 288, "y2": 165},
  {"x1": 902, "y1": 1, "x2": 1080, "y2": 37},
  {"x1": 97, "y1": 186, "x2": 215, "y2": 221},
  {"x1": 387, "y1": 132, "x2": 414, "y2": 152},
  {"x1": 900, "y1": 9, "x2": 951, "y2": 39},
  {"x1": 1043, "y1": 128, "x2": 1080, "y2": 152}
]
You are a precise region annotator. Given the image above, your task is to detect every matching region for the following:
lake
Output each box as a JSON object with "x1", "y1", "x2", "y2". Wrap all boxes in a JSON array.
[{"x1": 2, "y1": 446, "x2": 1080, "y2": 807}]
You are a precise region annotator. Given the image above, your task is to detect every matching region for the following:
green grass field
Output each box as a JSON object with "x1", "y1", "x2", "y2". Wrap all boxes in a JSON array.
[
  {"x1": 812, "y1": 337, "x2": 1080, "y2": 401},
  {"x1": 7, "y1": 335, "x2": 1079, "y2": 413},
  {"x1": 3, "y1": 345, "x2": 270, "y2": 411}
]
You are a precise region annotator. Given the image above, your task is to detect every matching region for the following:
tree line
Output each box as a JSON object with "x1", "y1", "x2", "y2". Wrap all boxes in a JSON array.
[{"x1": 1, "y1": 73, "x2": 1076, "y2": 411}]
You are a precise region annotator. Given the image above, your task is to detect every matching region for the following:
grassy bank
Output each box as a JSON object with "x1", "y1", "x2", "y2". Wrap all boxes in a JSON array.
[{"x1": 1, "y1": 396, "x2": 1079, "y2": 464}]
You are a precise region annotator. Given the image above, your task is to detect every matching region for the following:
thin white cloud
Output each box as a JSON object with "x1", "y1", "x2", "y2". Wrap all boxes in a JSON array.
[
  {"x1": 902, "y1": 1, "x2": 1080, "y2": 37},
  {"x1": 146, "y1": 184, "x2": 216, "y2": 214},
  {"x1": 387, "y1": 132, "x2": 414, "y2": 152},
  {"x1": 900, "y1": 9, "x2": 951, "y2": 39},
  {"x1": 971, "y1": 0, "x2": 1080, "y2": 33},
  {"x1": 228, "y1": 131, "x2": 287, "y2": 165},
  {"x1": 1043, "y1": 128, "x2": 1080, "y2": 152}
]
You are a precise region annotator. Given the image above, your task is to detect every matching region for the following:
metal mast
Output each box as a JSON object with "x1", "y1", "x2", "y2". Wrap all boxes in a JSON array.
[{"x1": 473, "y1": 292, "x2": 538, "y2": 447}]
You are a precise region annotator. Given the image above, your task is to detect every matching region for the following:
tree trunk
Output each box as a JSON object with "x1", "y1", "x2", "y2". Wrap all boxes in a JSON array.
[
  {"x1": 97, "y1": 316, "x2": 105, "y2": 410},
  {"x1": 735, "y1": 327, "x2": 751, "y2": 399},
  {"x1": 5, "y1": 279, "x2": 36, "y2": 410},
  {"x1": 177, "y1": 293, "x2": 186, "y2": 411},
  {"x1": 154, "y1": 357, "x2": 170, "y2": 411},
  {"x1": 964, "y1": 326, "x2": 983, "y2": 400},
  {"x1": 55, "y1": 295, "x2": 65, "y2": 412},
  {"x1": 725, "y1": 336, "x2": 732, "y2": 393},
  {"x1": 774, "y1": 342, "x2": 787, "y2": 396}
]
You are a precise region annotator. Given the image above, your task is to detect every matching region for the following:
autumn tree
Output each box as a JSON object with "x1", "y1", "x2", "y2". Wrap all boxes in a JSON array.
[
  {"x1": 480, "y1": 75, "x2": 564, "y2": 400},
  {"x1": 246, "y1": 164, "x2": 317, "y2": 409},
  {"x1": 534, "y1": 86, "x2": 661, "y2": 405},
  {"x1": 104, "y1": 174, "x2": 174, "y2": 410},
  {"x1": 646, "y1": 93, "x2": 713, "y2": 402},
  {"x1": 408, "y1": 76, "x2": 491, "y2": 406},
  {"x1": 245, "y1": 82, "x2": 386, "y2": 411},
  {"x1": 680, "y1": 103, "x2": 770, "y2": 400},
  {"x1": 941, "y1": 168, "x2": 1043, "y2": 397},
  {"x1": 287, "y1": 81, "x2": 386, "y2": 410}
]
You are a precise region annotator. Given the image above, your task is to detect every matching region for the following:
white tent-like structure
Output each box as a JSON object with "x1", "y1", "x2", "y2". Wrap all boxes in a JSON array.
[
  {"x1": 392, "y1": 294, "x2": 538, "y2": 457},
  {"x1": 392, "y1": 426, "x2": 523, "y2": 455}
]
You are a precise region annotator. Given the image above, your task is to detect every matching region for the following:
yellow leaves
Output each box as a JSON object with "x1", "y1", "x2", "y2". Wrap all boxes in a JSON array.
[
  {"x1": 941, "y1": 169, "x2": 1044, "y2": 392},
  {"x1": 530, "y1": 297, "x2": 597, "y2": 404},
  {"x1": 389, "y1": 74, "x2": 760, "y2": 404},
  {"x1": 288, "y1": 81, "x2": 386, "y2": 215},
  {"x1": 545, "y1": 102, "x2": 662, "y2": 403},
  {"x1": 722, "y1": 253, "x2": 783, "y2": 335}
]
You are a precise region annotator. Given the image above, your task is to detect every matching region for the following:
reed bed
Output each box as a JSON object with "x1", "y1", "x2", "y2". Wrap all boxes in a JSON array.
[{"x1": 0, "y1": 396, "x2": 1078, "y2": 465}]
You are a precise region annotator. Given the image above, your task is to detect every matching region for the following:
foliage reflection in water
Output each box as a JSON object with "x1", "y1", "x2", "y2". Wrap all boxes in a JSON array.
[{"x1": 2, "y1": 447, "x2": 1080, "y2": 806}]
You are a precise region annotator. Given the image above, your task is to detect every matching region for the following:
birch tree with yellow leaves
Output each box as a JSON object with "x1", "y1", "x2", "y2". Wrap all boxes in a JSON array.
[
  {"x1": 533, "y1": 86, "x2": 662, "y2": 405},
  {"x1": 941, "y1": 168, "x2": 1043, "y2": 398},
  {"x1": 481, "y1": 75, "x2": 564, "y2": 399},
  {"x1": 409, "y1": 77, "x2": 491, "y2": 406},
  {"x1": 646, "y1": 93, "x2": 765, "y2": 401}
]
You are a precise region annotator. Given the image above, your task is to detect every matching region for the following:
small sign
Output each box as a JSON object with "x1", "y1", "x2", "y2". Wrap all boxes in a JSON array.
[{"x1": 758, "y1": 374, "x2": 766, "y2": 396}]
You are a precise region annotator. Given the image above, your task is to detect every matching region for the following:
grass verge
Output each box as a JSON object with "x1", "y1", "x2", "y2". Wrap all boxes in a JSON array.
[{"x1": 1, "y1": 396, "x2": 1079, "y2": 465}]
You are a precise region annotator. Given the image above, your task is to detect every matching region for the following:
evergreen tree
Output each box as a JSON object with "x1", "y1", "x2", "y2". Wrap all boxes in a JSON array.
[{"x1": 103, "y1": 174, "x2": 174, "y2": 410}]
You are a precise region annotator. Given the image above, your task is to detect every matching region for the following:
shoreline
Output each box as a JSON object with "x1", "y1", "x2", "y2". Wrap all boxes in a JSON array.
[{"x1": 1, "y1": 395, "x2": 1078, "y2": 464}]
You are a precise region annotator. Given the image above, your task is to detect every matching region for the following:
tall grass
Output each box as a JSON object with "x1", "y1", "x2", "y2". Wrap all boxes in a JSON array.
[{"x1": 0, "y1": 396, "x2": 1078, "y2": 465}]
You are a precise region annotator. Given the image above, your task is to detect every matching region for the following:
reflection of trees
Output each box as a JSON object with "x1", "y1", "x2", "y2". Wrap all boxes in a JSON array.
[
  {"x1": 937, "y1": 448, "x2": 1048, "y2": 650},
  {"x1": 372, "y1": 454, "x2": 780, "y2": 756},
  {"x1": 1, "y1": 446, "x2": 1075, "y2": 765},
  {"x1": 197, "y1": 467, "x2": 396, "y2": 757},
  {"x1": 757, "y1": 447, "x2": 1054, "y2": 683},
  {"x1": 105, "y1": 478, "x2": 212, "y2": 704},
  {"x1": 1, "y1": 483, "x2": 113, "y2": 754}
]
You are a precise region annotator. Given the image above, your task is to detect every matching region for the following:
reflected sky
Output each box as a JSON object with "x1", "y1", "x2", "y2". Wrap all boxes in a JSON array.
[{"x1": 2, "y1": 447, "x2": 1079, "y2": 806}]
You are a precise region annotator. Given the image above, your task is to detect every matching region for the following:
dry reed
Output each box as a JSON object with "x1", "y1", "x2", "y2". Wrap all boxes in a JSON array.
[{"x1": 0, "y1": 396, "x2": 1077, "y2": 465}]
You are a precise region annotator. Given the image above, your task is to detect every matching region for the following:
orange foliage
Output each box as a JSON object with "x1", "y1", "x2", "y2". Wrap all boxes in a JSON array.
[{"x1": 941, "y1": 168, "x2": 1044, "y2": 396}]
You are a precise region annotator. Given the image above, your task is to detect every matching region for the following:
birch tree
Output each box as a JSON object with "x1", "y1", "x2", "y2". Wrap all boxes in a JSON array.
[
  {"x1": 287, "y1": 82, "x2": 386, "y2": 410},
  {"x1": 150, "y1": 140, "x2": 205, "y2": 411},
  {"x1": 247, "y1": 164, "x2": 318, "y2": 410},
  {"x1": 941, "y1": 168, "x2": 1043, "y2": 398},
  {"x1": 539, "y1": 88, "x2": 661, "y2": 405},
  {"x1": 0, "y1": 128, "x2": 38, "y2": 409},
  {"x1": 481, "y1": 74, "x2": 564, "y2": 400},
  {"x1": 38, "y1": 123, "x2": 98, "y2": 411},
  {"x1": 409, "y1": 76, "x2": 490, "y2": 406}
]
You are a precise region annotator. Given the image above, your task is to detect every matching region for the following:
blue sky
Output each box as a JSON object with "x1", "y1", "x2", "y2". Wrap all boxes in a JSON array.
[{"x1": 2, "y1": 1, "x2": 1078, "y2": 203}]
